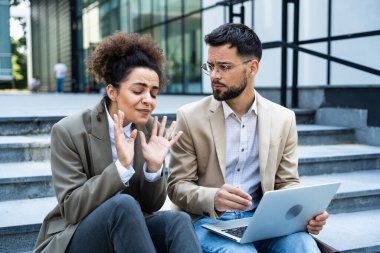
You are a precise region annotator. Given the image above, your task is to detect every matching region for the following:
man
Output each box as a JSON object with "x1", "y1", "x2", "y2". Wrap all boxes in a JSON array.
[
  {"x1": 54, "y1": 60, "x2": 67, "y2": 92},
  {"x1": 168, "y1": 23, "x2": 328, "y2": 253}
]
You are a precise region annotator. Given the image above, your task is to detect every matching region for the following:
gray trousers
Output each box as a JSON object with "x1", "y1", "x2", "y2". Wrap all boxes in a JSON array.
[{"x1": 66, "y1": 193, "x2": 202, "y2": 253}]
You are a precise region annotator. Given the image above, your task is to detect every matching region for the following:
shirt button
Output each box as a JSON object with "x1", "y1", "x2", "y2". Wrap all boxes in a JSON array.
[
  {"x1": 237, "y1": 168, "x2": 241, "y2": 172},
  {"x1": 241, "y1": 148, "x2": 244, "y2": 152},
  {"x1": 242, "y1": 125, "x2": 245, "y2": 128}
]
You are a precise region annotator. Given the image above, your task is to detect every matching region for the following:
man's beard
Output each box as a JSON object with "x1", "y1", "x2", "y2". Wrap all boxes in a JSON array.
[{"x1": 212, "y1": 76, "x2": 248, "y2": 101}]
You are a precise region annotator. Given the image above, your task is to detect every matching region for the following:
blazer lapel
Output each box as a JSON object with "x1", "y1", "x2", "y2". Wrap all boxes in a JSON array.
[
  {"x1": 257, "y1": 92, "x2": 271, "y2": 177},
  {"x1": 89, "y1": 102, "x2": 113, "y2": 175},
  {"x1": 209, "y1": 98, "x2": 226, "y2": 177}
]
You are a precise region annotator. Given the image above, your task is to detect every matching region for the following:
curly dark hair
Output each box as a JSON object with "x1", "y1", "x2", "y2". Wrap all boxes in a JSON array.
[{"x1": 87, "y1": 32, "x2": 169, "y2": 104}]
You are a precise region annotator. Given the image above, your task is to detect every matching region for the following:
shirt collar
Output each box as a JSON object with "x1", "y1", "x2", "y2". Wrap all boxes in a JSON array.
[
  {"x1": 221, "y1": 91, "x2": 258, "y2": 119},
  {"x1": 104, "y1": 104, "x2": 132, "y2": 139}
]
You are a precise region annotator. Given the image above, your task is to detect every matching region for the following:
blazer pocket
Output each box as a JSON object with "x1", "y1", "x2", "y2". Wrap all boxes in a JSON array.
[{"x1": 47, "y1": 218, "x2": 67, "y2": 235}]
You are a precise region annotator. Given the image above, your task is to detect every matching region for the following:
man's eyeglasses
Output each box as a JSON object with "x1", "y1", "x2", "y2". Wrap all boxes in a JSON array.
[{"x1": 201, "y1": 59, "x2": 253, "y2": 76}]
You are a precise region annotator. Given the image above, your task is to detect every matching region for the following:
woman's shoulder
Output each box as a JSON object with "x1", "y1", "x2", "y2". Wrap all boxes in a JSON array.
[{"x1": 52, "y1": 102, "x2": 104, "y2": 135}]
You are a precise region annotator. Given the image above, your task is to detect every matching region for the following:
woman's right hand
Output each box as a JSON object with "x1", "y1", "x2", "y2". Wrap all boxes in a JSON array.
[{"x1": 113, "y1": 110, "x2": 137, "y2": 168}]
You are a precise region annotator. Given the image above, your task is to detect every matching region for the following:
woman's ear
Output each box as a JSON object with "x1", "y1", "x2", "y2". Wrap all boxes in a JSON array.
[{"x1": 106, "y1": 84, "x2": 117, "y2": 101}]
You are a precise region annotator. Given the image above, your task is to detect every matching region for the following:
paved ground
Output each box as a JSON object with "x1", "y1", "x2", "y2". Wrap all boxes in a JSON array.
[{"x1": 0, "y1": 91, "x2": 207, "y2": 117}]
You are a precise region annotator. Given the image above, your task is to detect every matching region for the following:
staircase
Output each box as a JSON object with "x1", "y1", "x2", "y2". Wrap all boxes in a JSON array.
[{"x1": 1, "y1": 110, "x2": 380, "y2": 252}]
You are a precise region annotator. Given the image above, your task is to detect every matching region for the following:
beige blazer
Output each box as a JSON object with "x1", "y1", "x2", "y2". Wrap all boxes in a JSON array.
[
  {"x1": 167, "y1": 91, "x2": 299, "y2": 219},
  {"x1": 34, "y1": 101, "x2": 166, "y2": 253}
]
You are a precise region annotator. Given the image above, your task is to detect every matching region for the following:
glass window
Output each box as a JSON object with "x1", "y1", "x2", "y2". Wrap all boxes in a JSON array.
[
  {"x1": 129, "y1": 0, "x2": 141, "y2": 31},
  {"x1": 99, "y1": 2, "x2": 110, "y2": 37},
  {"x1": 120, "y1": 0, "x2": 129, "y2": 33},
  {"x1": 141, "y1": 0, "x2": 152, "y2": 29},
  {"x1": 153, "y1": 25, "x2": 167, "y2": 55},
  {"x1": 109, "y1": 0, "x2": 120, "y2": 35},
  {"x1": 153, "y1": 0, "x2": 166, "y2": 25},
  {"x1": 82, "y1": 4, "x2": 100, "y2": 49},
  {"x1": 167, "y1": 19, "x2": 183, "y2": 93},
  {"x1": 183, "y1": 13, "x2": 202, "y2": 93},
  {"x1": 184, "y1": 0, "x2": 200, "y2": 14},
  {"x1": 167, "y1": 0, "x2": 182, "y2": 19}
]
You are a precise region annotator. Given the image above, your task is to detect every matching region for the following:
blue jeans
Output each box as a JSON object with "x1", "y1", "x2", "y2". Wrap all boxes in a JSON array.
[
  {"x1": 56, "y1": 77, "x2": 64, "y2": 92},
  {"x1": 194, "y1": 211, "x2": 320, "y2": 253},
  {"x1": 67, "y1": 194, "x2": 202, "y2": 253}
]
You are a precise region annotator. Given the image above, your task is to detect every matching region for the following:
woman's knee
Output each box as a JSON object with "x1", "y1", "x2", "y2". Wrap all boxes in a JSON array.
[
  {"x1": 168, "y1": 211, "x2": 192, "y2": 226},
  {"x1": 110, "y1": 194, "x2": 142, "y2": 217}
]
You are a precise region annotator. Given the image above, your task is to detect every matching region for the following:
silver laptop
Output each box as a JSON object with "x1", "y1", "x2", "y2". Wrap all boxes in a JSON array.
[{"x1": 202, "y1": 182, "x2": 340, "y2": 243}]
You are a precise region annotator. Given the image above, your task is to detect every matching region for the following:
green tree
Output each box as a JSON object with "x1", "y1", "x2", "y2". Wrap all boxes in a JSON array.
[
  {"x1": 10, "y1": 16, "x2": 27, "y2": 89},
  {"x1": 11, "y1": 37, "x2": 27, "y2": 89}
]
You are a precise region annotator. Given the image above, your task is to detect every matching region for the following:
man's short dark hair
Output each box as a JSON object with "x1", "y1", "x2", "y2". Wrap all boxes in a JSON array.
[{"x1": 204, "y1": 23, "x2": 262, "y2": 61}]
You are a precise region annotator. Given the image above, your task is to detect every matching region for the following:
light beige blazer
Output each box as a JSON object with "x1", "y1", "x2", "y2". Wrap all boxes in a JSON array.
[
  {"x1": 168, "y1": 91, "x2": 299, "y2": 219},
  {"x1": 34, "y1": 101, "x2": 166, "y2": 253}
]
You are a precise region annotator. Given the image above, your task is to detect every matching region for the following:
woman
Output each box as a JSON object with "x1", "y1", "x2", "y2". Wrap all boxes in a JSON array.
[{"x1": 34, "y1": 32, "x2": 201, "y2": 253}]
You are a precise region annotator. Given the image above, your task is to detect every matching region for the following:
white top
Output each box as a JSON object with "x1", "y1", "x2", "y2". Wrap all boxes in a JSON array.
[
  {"x1": 222, "y1": 95, "x2": 260, "y2": 211},
  {"x1": 54, "y1": 63, "x2": 67, "y2": 78}
]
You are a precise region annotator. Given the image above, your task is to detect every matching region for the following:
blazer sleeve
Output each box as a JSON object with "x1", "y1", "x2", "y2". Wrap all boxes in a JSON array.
[
  {"x1": 273, "y1": 111, "x2": 300, "y2": 190},
  {"x1": 51, "y1": 123, "x2": 125, "y2": 224},
  {"x1": 168, "y1": 109, "x2": 220, "y2": 218}
]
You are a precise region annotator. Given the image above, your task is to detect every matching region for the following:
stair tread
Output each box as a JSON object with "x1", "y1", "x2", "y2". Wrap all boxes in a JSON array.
[
  {"x1": 0, "y1": 197, "x2": 57, "y2": 229},
  {"x1": 297, "y1": 124, "x2": 353, "y2": 132},
  {"x1": 298, "y1": 144, "x2": 380, "y2": 159},
  {"x1": 0, "y1": 135, "x2": 50, "y2": 146},
  {"x1": 314, "y1": 209, "x2": 380, "y2": 251},
  {"x1": 301, "y1": 169, "x2": 380, "y2": 197},
  {"x1": 0, "y1": 162, "x2": 51, "y2": 181}
]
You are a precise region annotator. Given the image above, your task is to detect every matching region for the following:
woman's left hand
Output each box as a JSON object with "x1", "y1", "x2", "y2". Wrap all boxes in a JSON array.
[{"x1": 139, "y1": 116, "x2": 183, "y2": 172}]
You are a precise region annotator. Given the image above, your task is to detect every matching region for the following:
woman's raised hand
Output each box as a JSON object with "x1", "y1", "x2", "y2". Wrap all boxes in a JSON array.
[
  {"x1": 139, "y1": 116, "x2": 183, "y2": 172},
  {"x1": 113, "y1": 110, "x2": 137, "y2": 168}
]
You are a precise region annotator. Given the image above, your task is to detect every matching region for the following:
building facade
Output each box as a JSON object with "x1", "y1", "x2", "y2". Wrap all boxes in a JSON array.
[
  {"x1": 30, "y1": 0, "x2": 380, "y2": 97},
  {"x1": 0, "y1": 0, "x2": 12, "y2": 83}
]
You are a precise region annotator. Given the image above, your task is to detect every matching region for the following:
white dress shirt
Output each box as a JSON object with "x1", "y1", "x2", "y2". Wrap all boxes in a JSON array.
[
  {"x1": 222, "y1": 95, "x2": 261, "y2": 210},
  {"x1": 105, "y1": 105, "x2": 162, "y2": 184}
]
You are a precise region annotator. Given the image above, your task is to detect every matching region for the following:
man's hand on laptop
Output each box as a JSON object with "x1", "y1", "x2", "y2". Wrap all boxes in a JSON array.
[
  {"x1": 307, "y1": 211, "x2": 329, "y2": 234},
  {"x1": 214, "y1": 184, "x2": 252, "y2": 212}
]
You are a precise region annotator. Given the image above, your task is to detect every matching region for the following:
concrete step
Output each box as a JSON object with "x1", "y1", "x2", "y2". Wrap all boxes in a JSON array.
[
  {"x1": 0, "y1": 116, "x2": 64, "y2": 136},
  {"x1": 0, "y1": 135, "x2": 50, "y2": 163},
  {"x1": 0, "y1": 197, "x2": 57, "y2": 253},
  {"x1": 0, "y1": 162, "x2": 53, "y2": 201},
  {"x1": 314, "y1": 209, "x2": 380, "y2": 253},
  {"x1": 0, "y1": 114, "x2": 176, "y2": 136},
  {"x1": 297, "y1": 124, "x2": 355, "y2": 145},
  {"x1": 298, "y1": 144, "x2": 380, "y2": 175},
  {"x1": 0, "y1": 109, "x2": 313, "y2": 136},
  {"x1": 293, "y1": 108, "x2": 315, "y2": 124},
  {"x1": 301, "y1": 169, "x2": 380, "y2": 214}
]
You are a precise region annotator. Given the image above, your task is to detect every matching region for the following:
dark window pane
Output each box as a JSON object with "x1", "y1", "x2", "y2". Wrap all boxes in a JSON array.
[
  {"x1": 184, "y1": 13, "x2": 202, "y2": 93},
  {"x1": 141, "y1": 0, "x2": 152, "y2": 29},
  {"x1": 167, "y1": 0, "x2": 181, "y2": 19},
  {"x1": 167, "y1": 20, "x2": 183, "y2": 93},
  {"x1": 153, "y1": 0, "x2": 165, "y2": 25},
  {"x1": 184, "y1": 0, "x2": 201, "y2": 14}
]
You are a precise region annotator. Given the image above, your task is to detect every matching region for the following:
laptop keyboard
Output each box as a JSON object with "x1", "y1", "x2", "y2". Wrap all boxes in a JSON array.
[{"x1": 222, "y1": 226, "x2": 248, "y2": 238}]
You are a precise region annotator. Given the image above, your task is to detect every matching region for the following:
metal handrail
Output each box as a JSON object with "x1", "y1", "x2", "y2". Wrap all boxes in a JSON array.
[
  {"x1": 134, "y1": 0, "x2": 379, "y2": 105},
  {"x1": 277, "y1": 0, "x2": 380, "y2": 107}
]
